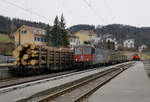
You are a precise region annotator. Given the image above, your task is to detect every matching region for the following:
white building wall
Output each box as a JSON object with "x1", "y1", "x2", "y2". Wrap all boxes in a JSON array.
[
  {"x1": 138, "y1": 44, "x2": 147, "y2": 52},
  {"x1": 106, "y1": 37, "x2": 118, "y2": 50},
  {"x1": 123, "y1": 39, "x2": 135, "y2": 48},
  {"x1": 69, "y1": 37, "x2": 80, "y2": 48},
  {"x1": 92, "y1": 34, "x2": 101, "y2": 44},
  {"x1": 114, "y1": 41, "x2": 118, "y2": 50}
]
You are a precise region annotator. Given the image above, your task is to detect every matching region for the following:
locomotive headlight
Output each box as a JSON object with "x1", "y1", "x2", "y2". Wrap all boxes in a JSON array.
[
  {"x1": 87, "y1": 59, "x2": 89, "y2": 61},
  {"x1": 76, "y1": 59, "x2": 78, "y2": 61}
]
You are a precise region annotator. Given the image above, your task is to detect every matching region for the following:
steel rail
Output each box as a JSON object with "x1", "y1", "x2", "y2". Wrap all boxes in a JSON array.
[
  {"x1": 0, "y1": 66, "x2": 108, "y2": 94},
  {"x1": 38, "y1": 66, "x2": 127, "y2": 102},
  {"x1": 74, "y1": 68, "x2": 124, "y2": 102}
]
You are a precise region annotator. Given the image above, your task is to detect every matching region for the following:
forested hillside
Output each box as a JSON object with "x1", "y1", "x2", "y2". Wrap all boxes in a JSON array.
[
  {"x1": 0, "y1": 15, "x2": 150, "y2": 47},
  {"x1": 68, "y1": 24, "x2": 95, "y2": 34},
  {"x1": 0, "y1": 15, "x2": 48, "y2": 34},
  {"x1": 69, "y1": 24, "x2": 150, "y2": 46}
]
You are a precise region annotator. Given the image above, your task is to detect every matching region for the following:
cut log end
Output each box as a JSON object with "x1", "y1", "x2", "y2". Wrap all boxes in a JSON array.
[
  {"x1": 17, "y1": 46, "x2": 23, "y2": 51},
  {"x1": 30, "y1": 60, "x2": 38, "y2": 66},
  {"x1": 21, "y1": 58, "x2": 27, "y2": 65},
  {"x1": 13, "y1": 50, "x2": 20, "y2": 58},
  {"x1": 24, "y1": 43, "x2": 29, "y2": 48},
  {"x1": 30, "y1": 44, "x2": 36, "y2": 50},
  {"x1": 23, "y1": 54, "x2": 29, "y2": 60},
  {"x1": 14, "y1": 61, "x2": 18, "y2": 65}
]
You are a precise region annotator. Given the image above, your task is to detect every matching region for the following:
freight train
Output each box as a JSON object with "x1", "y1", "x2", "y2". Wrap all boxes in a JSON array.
[
  {"x1": 10, "y1": 44, "x2": 128, "y2": 75},
  {"x1": 73, "y1": 45, "x2": 127, "y2": 68}
]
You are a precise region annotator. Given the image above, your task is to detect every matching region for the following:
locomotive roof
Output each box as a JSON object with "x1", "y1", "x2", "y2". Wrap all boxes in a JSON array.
[
  {"x1": 75, "y1": 45, "x2": 93, "y2": 47},
  {"x1": 75, "y1": 44, "x2": 107, "y2": 50}
]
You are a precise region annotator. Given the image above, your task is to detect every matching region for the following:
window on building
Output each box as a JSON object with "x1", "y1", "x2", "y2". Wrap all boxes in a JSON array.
[
  {"x1": 44, "y1": 38, "x2": 47, "y2": 42},
  {"x1": 41, "y1": 38, "x2": 44, "y2": 42},
  {"x1": 34, "y1": 37, "x2": 37, "y2": 41},
  {"x1": 21, "y1": 30, "x2": 27, "y2": 34},
  {"x1": 37, "y1": 37, "x2": 40, "y2": 41}
]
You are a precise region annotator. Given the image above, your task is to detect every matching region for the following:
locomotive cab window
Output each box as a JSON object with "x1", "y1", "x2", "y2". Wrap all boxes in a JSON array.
[
  {"x1": 83, "y1": 47, "x2": 91, "y2": 54},
  {"x1": 75, "y1": 47, "x2": 82, "y2": 54}
]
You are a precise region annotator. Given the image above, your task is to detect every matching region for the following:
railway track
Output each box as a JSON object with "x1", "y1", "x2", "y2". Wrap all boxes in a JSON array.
[
  {"x1": 0, "y1": 62, "x2": 129, "y2": 89},
  {"x1": 0, "y1": 62, "x2": 134, "y2": 102},
  {"x1": 0, "y1": 70, "x2": 77, "y2": 89},
  {"x1": 0, "y1": 65, "x2": 112, "y2": 94},
  {"x1": 38, "y1": 63, "x2": 132, "y2": 102}
]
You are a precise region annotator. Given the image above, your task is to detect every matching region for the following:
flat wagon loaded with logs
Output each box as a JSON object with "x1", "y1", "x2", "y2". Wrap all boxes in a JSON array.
[{"x1": 10, "y1": 44, "x2": 74, "y2": 75}]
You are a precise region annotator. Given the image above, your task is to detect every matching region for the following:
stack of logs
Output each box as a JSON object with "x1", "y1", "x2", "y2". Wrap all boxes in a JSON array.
[{"x1": 13, "y1": 44, "x2": 73, "y2": 67}]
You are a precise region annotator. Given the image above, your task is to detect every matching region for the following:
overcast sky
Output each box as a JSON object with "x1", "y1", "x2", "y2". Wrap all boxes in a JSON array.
[{"x1": 0, "y1": 0, "x2": 150, "y2": 27}]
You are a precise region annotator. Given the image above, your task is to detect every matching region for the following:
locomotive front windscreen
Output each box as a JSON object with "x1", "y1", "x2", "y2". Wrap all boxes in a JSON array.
[
  {"x1": 75, "y1": 46, "x2": 92, "y2": 55},
  {"x1": 75, "y1": 47, "x2": 82, "y2": 54},
  {"x1": 83, "y1": 47, "x2": 91, "y2": 54}
]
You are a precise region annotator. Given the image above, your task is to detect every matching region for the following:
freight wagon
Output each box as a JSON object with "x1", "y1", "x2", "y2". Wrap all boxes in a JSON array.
[{"x1": 10, "y1": 44, "x2": 74, "y2": 75}]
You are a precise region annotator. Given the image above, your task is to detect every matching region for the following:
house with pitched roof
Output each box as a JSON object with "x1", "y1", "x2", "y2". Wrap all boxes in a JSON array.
[
  {"x1": 14, "y1": 25, "x2": 47, "y2": 46},
  {"x1": 123, "y1": 39, "x2": 135, "y2": 48},
  {"x1": 68, "y1": 33, "x2": 80, "y2": 48},
  {"x1": 73, "y1": 30, "x2": 95, "y2": 45}
]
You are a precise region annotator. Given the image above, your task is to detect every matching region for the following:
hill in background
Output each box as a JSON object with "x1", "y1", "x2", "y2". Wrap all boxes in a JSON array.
[
  {"x1": 0, "y1": 15, "x2": 48, "y2": 34},
  {"x1": 68, "y1": 24, "x2": 150, "y2": 47},
  {"x1": 0, "y1": 15, "x2": 150, "y2": 47}
]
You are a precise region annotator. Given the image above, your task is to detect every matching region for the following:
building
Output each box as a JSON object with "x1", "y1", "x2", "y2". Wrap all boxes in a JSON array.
[
  {"x1": 14, "y1": 25, "x2": 47, "y2": 46},
  {"x1": 92, "y1": 34, "x2": 101, "y2": 44},
  {"x1": 138, "y1": 44, "x2": 147, "y2": 52},
  {"x1": 123, "y1": 39, "x2": 135, "y2": 48},
  {"x1": 69, "y1": 34, "x2": 80, "y2": 48},
  {"x1": 101, "y1": 37, "x2": 118, "y2": 50},
  {"x1": 74, "y1": 30, "x2": 95, "y2": 45}
]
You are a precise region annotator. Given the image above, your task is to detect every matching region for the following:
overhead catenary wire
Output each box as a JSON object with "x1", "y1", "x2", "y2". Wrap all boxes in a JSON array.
[
  {"x1": 83, "y1": 0, "x2": 108, "y2": 24},
  {"x1": 1, "y1": 0, "x2": 50, "y2": 22},
  {"x1": 1, "y1": 0, "x2": 110, "y2": 26},
  {"x1": 60, "y1": 0, "x2": 84, "y2": 26}
]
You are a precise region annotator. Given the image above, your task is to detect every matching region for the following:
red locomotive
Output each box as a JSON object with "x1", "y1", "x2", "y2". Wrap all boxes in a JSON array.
[
  {"x1": 73, "y1": 45, "x2": 95, "y2": 67},
  {"x1": 132, "y1": 54, "x2": 140, "y2": 61}
]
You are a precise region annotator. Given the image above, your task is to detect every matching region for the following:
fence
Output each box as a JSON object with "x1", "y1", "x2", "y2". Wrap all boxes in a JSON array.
[{"x1": 0, "y1": 55, "x2": 14, "y2": 63}]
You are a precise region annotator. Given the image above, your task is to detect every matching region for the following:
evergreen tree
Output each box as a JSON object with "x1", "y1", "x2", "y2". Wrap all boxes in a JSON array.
[
  {"x1": 60, "y1": 14, "x2": 69, "y2": 47},
  {"x1": 50, "y1": 15, "x2": 69, "y2": 47},
  {"x1": 51, "y1": 16, "x2": 61, "y2": 47},
  {"x1": 60, "y1": 14, "x2": 65, "y2": 28}
]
